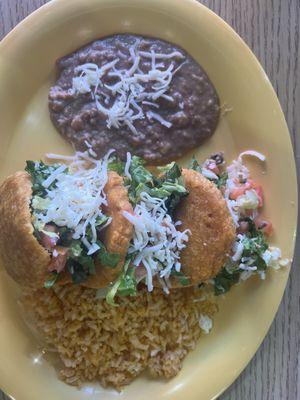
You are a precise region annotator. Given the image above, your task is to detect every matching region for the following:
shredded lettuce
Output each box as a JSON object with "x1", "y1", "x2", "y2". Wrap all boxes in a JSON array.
[
  {"x1": 25, "y1": 160, "x2": 63, "y2": 197},
  {"x1": 44, "y1": 272, "x2": 59, "y2": 288},
  {"x1": 170, "y1": 270, "x2": 191, "y2": 286},
  {"x1": 117, "y1": 267, "x2": 137, "y2": 297},
  {"x1": 213, "y1": 226, "x2": 269, "y2": 295},
  {"x1": 67, "y1": 259, "x2": 90, "y2": 284},
  {"x1": 107, "y1": 158, "x2": 125, "y2": 175},
  {"x1": 127, "y1": 156, "x2": 188, "y2": 215},
  {"x1": 106, "y1": 256, "x2": 137, "y2": 306},
  {"x1": 213, "y1": 264, "x2": 240, "y2": 295},
  {"x1": 157, "y1": 161, "x2": 181, "y2": 180},
  {"x1": 96, "y1": 243, "x2": 120, "y2": 268},
  {"x1": 43, "y1": 231, "x2": 97, "y2": 285},
  {"x1": 40, "y1": 224, "x2": 120, "y2": 286},
  {"x1": 188, "y1": 157, "x2": 202, "y2": 173},
  {"x1": 68, "y1": 241, "x2": 82, "y2": 258},
  {"x1": 66, "y1": 237, "x2": 120, "y2": 283},
  {"x1": 127, "y1": 156, "x2": 153, "y2": 203},
  {"x1": 216, "y1": 172, "x2": 228, "y2": 189}
]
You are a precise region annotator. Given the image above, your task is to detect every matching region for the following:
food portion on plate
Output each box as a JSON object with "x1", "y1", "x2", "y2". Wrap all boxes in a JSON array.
[
  {"x1": 0, "y1": 149, "x2": 235, "y2": 295},
  {"x1": 49, "y1": 34, "x2": 220, "y2": 164},
  {"x1": 0, "y1": 153, "x2": 133, "y2": 290},
  {"x1": 0, "y1": 147, "x2": 289, "y2": 389}
]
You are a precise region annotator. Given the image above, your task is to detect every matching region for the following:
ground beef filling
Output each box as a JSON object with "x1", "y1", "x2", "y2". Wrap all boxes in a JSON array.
[{"x1": 49, "y1": 34, "x2": 220, "y2": 164}]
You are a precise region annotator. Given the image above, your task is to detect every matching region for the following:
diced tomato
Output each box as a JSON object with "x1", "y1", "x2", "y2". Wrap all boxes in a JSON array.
[
  {"x1": 48, "y1": 246, "x2": 68, "y2": 273},
  {"x1": 229, "y1": 179, "x2": 263, "y2": 207},
  {"x1": 229, "y1": 181, "x2": 252, "y2": 200},
  {"x1": 229, "y1": 186, "x2": 245, "y2": 200},
  {"x1": 255, "y1": 219, "x2": 273, "y2": 236},
  {"x1": 40, "y1": 233, "x2": 58, "y2": 250}
]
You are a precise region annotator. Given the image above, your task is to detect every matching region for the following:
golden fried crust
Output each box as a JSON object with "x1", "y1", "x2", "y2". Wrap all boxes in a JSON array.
[
  {"x1": 83, "y1": 171, "x2": 133, "y2": 288},
  {"x1": 0, "y1": 171, "x2": 50, "y2": 288},
  {"x1": 172, "y1": 169, "x2": 235, "y2": 286}
]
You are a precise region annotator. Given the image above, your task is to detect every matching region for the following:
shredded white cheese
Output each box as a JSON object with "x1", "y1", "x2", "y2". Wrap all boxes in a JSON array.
[
  {"x1": 34, "y1": 150, "x2": 114, "y2": 253},
  {"x1": 262, "y1": 247, "x2": 290, "y2": 270},
  {"x1": 124, "y1": 152, "x2": 132, "y2": 180},
  {"x1": 238, "y1": 150, "x2": 266, "y2": 163},
  {"x1": 72, "y1": 41, "x2": 185, "y2": 134},
  {"x1": 146, "y1": 110, "x2": 172, "y2": 128},
  {"x1": 231, "y1": 239, "x2": 244, "y2": 262},
  {"x1": 139, "y1": 50, "x2": 185, "y2": 60},
  {"x1": 42, "y1": 165, "x2": 68, "y2": 188},
  {"x1": 123, "y1": 192, "x2": 190, "y2": 291}
]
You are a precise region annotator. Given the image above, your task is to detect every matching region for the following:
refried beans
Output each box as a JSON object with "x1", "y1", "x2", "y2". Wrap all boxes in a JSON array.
[{"x1": 49, "y1": 34, "x2": 220, "y2": 164}]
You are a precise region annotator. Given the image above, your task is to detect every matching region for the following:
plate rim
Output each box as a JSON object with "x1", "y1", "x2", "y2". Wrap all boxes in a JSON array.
[{"x1": 0, "y1": 0, "x2": 298, "y2": 399}]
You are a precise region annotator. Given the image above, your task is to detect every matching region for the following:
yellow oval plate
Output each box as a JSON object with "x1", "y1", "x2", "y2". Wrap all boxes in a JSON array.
[{"x1": 0, "y1": 1, "x2": 297, "y2": 399}]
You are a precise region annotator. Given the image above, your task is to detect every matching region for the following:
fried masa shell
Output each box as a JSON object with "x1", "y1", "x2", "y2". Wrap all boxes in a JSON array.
[
  {"x1": 0, "y1": 171, "x2": 51, "y2": 288},
  {"x1": 0, "y1": 167, "x2": 232, "y2": 290},
  {"x1": 173, "y1": 168, "x2": 235, "y2": 286},
  {"x1": 82, "y1": 171, "x2": 133, "y2": 288},
  {"x1": 0, "y1": 170, "x2": 132, "y2": 290}
]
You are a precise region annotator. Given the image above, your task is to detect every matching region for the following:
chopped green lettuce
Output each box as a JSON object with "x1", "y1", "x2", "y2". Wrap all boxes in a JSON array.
[
  {"x1": 84, "y1": 216, "x2": 110, "y2": 243},
  {"x1": 170, "y1": 270, "x2": 191, "y2": 286},
  {"x1": 25, "y1": 160, "x2": 63, "y2": 197},
  {"x1": 106, "y1": 256, "x2": 137, "y2": 306},
  {"x1": 127, "y1": 156, "x2": 188, "y2": 215},
  {"x1": 157, "y1": 161, "x2": 181, "y2": 180},
  {"x1": 216, "y1": 172, "x2": 228, "y2": 189},
  {"x1": 188, "y1": 157, "x2": 202, "y2": 173},
  {"x1": 107, "y1": 158, "x2": 125, "y2": 175},
  {"x1": 117, "y1": 267, "x2": 137, "y2": 297},
  {"x1": 97, "y1": 244, "x2": 120, "y2": 268},
  {"x1": 44, "y1": 272, "x2": 58, "y2": 288},
  {"x1": 67, "y1": 238, "x2": 120, "y2": 283},
  {"x1": 67, "y1": 244, "x2": 96, "y2": 283},
  {"x1": 67, "y1": 260, "x2": 90, "y2": 284},
  {"x1": 127, "y1": 156, "x2": 153, "y2": 203},
  {"x1": 213, "y1": 227, "x2": 269, "y2": 295},
  {"x1": 77, "y1": 254, "x2": 96, "y2": 275},
  {"x1": 68, "y1": 241, "x2": 83, "y2": 258},
  {"x1": 41, "y1": 227, "x2": 120, "y2": 286},
  {"x1": 213, "y1": 266, "x2": 240, "y2": 295}
]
